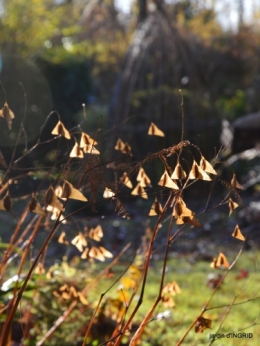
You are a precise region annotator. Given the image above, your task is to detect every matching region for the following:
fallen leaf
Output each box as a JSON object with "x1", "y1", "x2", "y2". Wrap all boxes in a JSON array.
[
  {"x1": 236, "y1": 269, "x2": 249, "y2": 280},
  {"x1": 195, "y1": 316, "x2": 212, "y2": 333}
]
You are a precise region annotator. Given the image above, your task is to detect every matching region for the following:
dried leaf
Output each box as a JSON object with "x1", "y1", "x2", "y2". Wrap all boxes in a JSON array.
[
  {"x1": 235, "y1": 269, "x2": 249, "y2": 280},
  {"x1": 44, "y1": 186, "x2": 64, "y2": 211},
  {"x1": 71, "y1": 232, "x2": 87, "y2": 252},
  {"x1": 171, "y1": 162, "x2": 186, "y2": 180},
  {"x1": 195, "y1": 316, "x2": 212, "y2": 333},
  {"x1": 149, "y1": 198, "x2": 163, "y2": 216},
  {"x1": 131, "y1": 183, "x2": 148, "y2": 199},
  {"x1": 232, "y1": 225, "x2": 245, "y2": 241},
  {"x1": 0, "y1": 102, "x2": 15, "y2": 130},
  {"x1": 70, "y1": 142, "x2": 83, "y2": 158},
  {"x1": 199, "y1": 156, "x2": 217, "y2": 175},
  {"x1": 120, "y1": 276, "x2": 137, "y2": 290},
  {"x1": 51, "y1": 120, "x2": 71, "y2": 139},
  {"x1": 80, "y1": 132, "x2": 97, "y2": 146},
  {"x1": 207, "y1": 274, "x2": 223, "y2": 289},
  {"x1": 148, "y1": 122, "x2": 165, "y2": 137},
  {"x1": 230, "y1": 173, "x2": 244, "y2": 189},
  {"x1": 61, "y1": 180, "x2": 87, "y2": 201},
  {"x1": 228, "y1": 198, "x2": 239, "y2": 216},
  {"x1": 103, "y1": 187, "x2": 115, "y2": 199},
  {"x1": 158, "y1": 170, "x2": 179, "y2": 189},
  {"x1": 28, "y1": 195, "x2": 46, "y2": 216},
  {"x1": 188, "y1": 161, "x2": 211, "y2": 181},
  {"x1": 120, "y1": 172, "x2": 133, "y2": 189}
]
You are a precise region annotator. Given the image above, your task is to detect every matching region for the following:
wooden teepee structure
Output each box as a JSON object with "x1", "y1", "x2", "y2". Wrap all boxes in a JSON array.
[{"x1": 109, "y1": 1, "x2": 221, "y2": 158}]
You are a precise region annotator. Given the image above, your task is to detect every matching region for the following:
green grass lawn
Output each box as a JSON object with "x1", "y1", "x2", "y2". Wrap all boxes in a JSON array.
[
  {"x1": 1, "y1": 248, "x2": 260, "y2": 345},
  {"x1": 84, "y1": 250, "x2": 260, "y2": 346},
  {"x1": 135, "y1": 251, "x2": 260, "y2": 346}
]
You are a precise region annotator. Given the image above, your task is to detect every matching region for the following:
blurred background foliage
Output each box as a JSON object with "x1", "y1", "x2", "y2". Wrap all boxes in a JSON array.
[{"x1": 0, "y1": 0, "x2": 260, "y2": 173}]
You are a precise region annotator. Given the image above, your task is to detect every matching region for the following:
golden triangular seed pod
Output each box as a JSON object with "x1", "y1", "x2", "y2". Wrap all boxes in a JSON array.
[
  {"x1": 80, "y1": 132, "x2": 97, "y2": 146},
  {"x1": 51, "y1": 120, "x2": 71, "y2": 139},
  {"x1": 44, "y1": 186, "x2": 64, "y2": 211},
  {"x1": 120, "y1": 172, "x2": 133, "y2": 189},
  {"x1": 61, "y1": 180, "x2": 87, "y2": 201},
  {"x1": 149, "y1": 198, "x2": 163, "y2": 216},
  {"x1": 70, "y1": 142, "x2": 84, "y2": 158},
  {"x1": 0, "y1": 102, "x2": 15, "y2": 130},
  {"x1": 171, "y1": 162, "x2": 186, "y2": 180},
  {"x1": 232, "y1": 225, "x2": 245, "y2": 241},
  {"x1": 199, "y1": 156, "x2": 217, "y2": 175},
  {"x1": 28, "y1": 195, "x2": 46, "y2": 216},
  {"x1": 148, "y1": 122, "x2": 165, "y2": 137},
  {"x1": 188, "y1": 161, "x2": 211, "y2": 181},
  {"x1": 131, "y1": 183, "x2": 148, "y2": 199},
  {"x1": 158, "y1": 170, "x2": 179, "y2": 189},
  {"x1": 230, "y1": 174, "x2": 244, "y2": 190}
]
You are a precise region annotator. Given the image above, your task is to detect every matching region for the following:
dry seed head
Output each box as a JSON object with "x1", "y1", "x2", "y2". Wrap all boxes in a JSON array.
[
  {"x1": 171, "y1": 162, "x2": 186, "y2": 180},
  {"x1": 0, "y1": 102, "x2": 15, "y2": 130},
  {"x1": 148, "y1": 122, "x2": 165, "y2": 137},
  {"x1": 51, "y1": 120, "x2": 71, "y2": 139}
]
